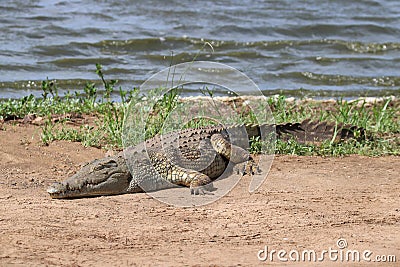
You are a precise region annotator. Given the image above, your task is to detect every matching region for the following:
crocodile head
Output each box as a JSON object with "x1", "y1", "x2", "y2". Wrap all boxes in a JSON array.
[{"x1": 47, "y1": 155, "x2": 133, "y2": 198}]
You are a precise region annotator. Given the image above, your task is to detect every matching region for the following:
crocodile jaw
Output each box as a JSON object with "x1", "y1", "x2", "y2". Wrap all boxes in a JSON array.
[{"x1": 47, "y1": 156, "x2": 132, "y2": 199}]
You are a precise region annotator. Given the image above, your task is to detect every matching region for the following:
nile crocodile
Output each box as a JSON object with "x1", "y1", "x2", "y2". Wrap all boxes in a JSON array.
[{"x1": 47, "y1": 120, "x2": 364, "y2": 198}]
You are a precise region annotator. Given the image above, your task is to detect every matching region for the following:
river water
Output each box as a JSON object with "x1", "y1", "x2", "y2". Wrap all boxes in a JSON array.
[{"x1": 1, "y1": 0, "x2": 400, "y2": 99}]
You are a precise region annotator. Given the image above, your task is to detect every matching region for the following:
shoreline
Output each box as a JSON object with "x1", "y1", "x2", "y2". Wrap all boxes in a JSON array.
[
  {"x1": 1, "y1": 85, "x2": 399, "y2": 102},
  {"x1": 180, "y1": 94, "x2": 398, "y2": 104}
]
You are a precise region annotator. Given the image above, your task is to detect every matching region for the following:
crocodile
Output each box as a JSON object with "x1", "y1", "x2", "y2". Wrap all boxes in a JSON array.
[{"x1": 47, "y1": 119, "x2": 364, "y2": 198}]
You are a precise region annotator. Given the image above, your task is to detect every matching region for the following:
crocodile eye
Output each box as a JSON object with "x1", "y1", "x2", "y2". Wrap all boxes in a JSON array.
[
  {"x1": 103, "y1": 160, "x2": 118, "y2": 168},
  {"x1": 93, "y1": 160, "x2": 118, "y2": 171}
]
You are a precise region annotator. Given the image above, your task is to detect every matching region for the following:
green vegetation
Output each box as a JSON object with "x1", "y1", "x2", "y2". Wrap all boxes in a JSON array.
[
  {"x1": 0, "y1": 64, "x2": 137, "y2": 149},
  {"x1": 0, "y1": 64, "x2": 399, "y2": 155}
]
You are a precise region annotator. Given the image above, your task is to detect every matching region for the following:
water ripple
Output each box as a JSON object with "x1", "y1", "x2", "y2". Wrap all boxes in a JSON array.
[{"x1": 1, "y1": 0, "x2": 400, "y2": 98}]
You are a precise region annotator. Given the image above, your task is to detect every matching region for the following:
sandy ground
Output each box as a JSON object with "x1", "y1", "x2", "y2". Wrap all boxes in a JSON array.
[{"x1": 0, "y1": 123, "x2": 399, "y2": 266}]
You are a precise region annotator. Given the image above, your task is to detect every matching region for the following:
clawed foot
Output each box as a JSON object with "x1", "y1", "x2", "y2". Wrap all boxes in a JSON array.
[
  {"x1": 235, "y1": 157, "x2": 261, "y2": 176},
  {"x1": 190, "y1": 183, "x2": 216, "y2": 195}
]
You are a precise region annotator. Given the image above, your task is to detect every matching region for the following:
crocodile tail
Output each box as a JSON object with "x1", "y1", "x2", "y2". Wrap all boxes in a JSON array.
[
  {"x1": 243, "y1": 119, "x2": 365, "y2": 144},
  {"x1": 244, "y1": 123, "x2": 275, "y2": 140},
  {"x1": 275, "y1": 119, "x2": 366, "y2": 144}
]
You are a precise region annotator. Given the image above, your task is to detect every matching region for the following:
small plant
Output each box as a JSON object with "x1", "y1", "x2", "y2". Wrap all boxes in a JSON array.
[
  {"x1": 373, "y1": 98, "x2": 396, "y2": 132},
  {"x1": 41, "y1": 78, "x2": 59, "y2": 100},
  {"x1": 96, "y1": 63, "x2": 118, "y2": 101},
  {"x1": 83, "y1": 82, "x2": 98, "y2": 106}
]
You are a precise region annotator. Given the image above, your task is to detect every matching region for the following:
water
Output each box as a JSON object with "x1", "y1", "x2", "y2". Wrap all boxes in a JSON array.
[{"x1": 1, "y1": 0, "x2": 400, "y2": 99}]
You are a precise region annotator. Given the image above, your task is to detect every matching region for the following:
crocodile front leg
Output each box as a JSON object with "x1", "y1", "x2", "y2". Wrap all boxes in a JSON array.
[
  {"x1": 173, "y1": 167, "x2": 216, "y2": 195},
  {"x1": 148, "y1": 150, "x2": 216, "y2": 195}
]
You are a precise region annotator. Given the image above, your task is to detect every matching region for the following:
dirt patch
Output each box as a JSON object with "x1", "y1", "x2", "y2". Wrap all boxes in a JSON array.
[{"x1": 0, "y1": 124, "x2": 399, "y2": 266}]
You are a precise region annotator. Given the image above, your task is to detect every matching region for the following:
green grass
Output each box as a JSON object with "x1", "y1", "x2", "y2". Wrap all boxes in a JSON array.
[{"x1": 0, "y1": 64, "x2": 399, "y2": 156}]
